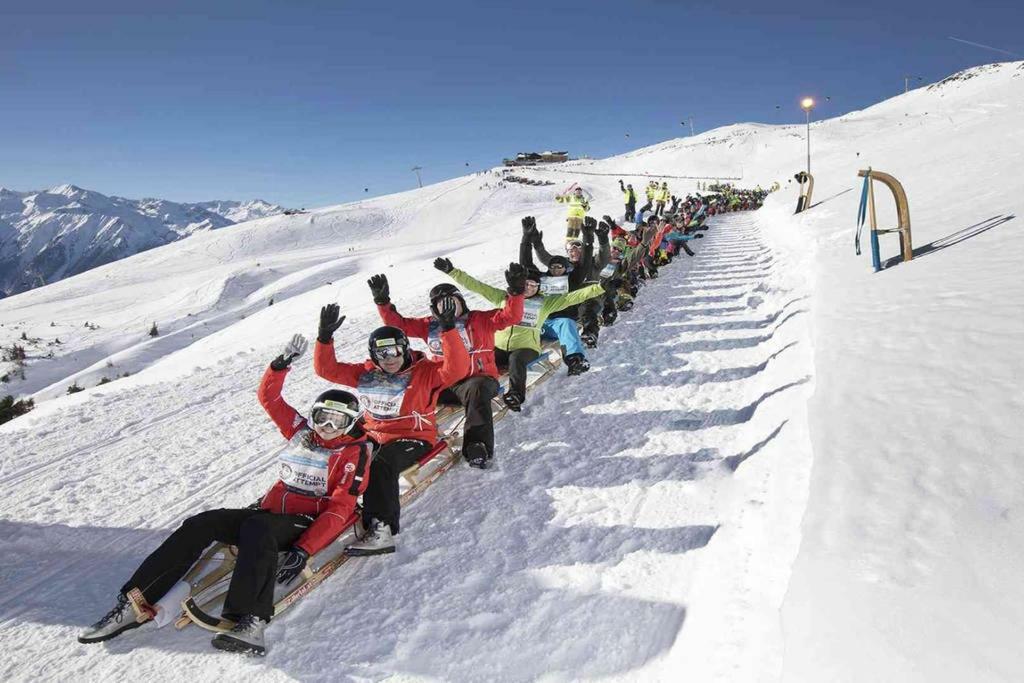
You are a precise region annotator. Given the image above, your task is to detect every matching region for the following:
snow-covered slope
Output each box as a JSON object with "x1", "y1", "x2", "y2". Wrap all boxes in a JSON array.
[
  {"x1": 193, "y1": 199, "x2": 289, "y2": 224},
  {"x1": 0, "y1": 61, "x2": 1022, "y2": 682},
  {"x1": 0, "y1": 185, "x2": 285, "y2": 296}
]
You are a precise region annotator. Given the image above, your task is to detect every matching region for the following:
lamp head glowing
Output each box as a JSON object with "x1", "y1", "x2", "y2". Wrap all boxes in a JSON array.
[{"x1": 800, "y1": 97, "x2": 815, "y2": 111}]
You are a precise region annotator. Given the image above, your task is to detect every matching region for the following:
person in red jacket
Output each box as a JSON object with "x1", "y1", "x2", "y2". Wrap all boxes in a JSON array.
[
  {"x1": 365, "y1": 262, "x2": 526, "y2": 469},
  {"x1": 314, "y1": 297, "x2": 470, "y2": 556},
  {"x1": 78, "y1": 334, "x2": 371, "y2": 657}
]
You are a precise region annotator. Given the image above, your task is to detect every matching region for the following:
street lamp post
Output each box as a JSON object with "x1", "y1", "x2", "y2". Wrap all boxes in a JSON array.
[
  {"x1": 800, "y1": 97, "x2": 815, "y2": 176},
  {"x1": 411, "y1": 166, "x2": 423, "y2": 188}
]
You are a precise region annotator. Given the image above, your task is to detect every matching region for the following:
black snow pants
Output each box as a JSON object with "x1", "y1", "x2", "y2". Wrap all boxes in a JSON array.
[
  {"x1": 361, "y1": 439, "x2": 433, "y2": 535},
  {"x1": 125, "y1": 508, "x2": 311, "y2": 622},
  {"x1": 579, "y1": 296, "x2": 602, "y2": 340},
  {"x1": 438, "y1": 376, "x2": 500, "y2": 457},
  {"x1": 494, "y1": 347, "x2": 540, "y2": 400},
  {"x1": 624, "y1": 203, "x2": 636, "y2": 222}
]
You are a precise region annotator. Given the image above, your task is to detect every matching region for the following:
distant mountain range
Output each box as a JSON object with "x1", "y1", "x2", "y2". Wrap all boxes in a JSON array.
[{"x1": 0, "y1": 184, "x2": 287, "y2": 296}]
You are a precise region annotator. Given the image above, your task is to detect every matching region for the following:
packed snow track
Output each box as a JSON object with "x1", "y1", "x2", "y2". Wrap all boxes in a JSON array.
[{"x1": 0, "y1": 212, "x2": 815, "y2": 681}]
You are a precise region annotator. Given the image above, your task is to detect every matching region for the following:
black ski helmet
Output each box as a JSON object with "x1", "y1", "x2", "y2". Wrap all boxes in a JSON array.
[
  {"x1": 367, "y1": 325, "x2": 411, "y2": 369},
  {"x1": 525, "y1": 266, "x2": 543, "y2": 284},
  {"x1": 428, "y1": 282, "x2": 467, "y2": 317},
  {"x1": 309, "y1": 389, "x2": 362, "y2": 434}
]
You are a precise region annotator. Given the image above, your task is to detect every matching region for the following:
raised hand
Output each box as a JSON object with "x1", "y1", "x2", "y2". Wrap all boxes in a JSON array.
[
  {"x1": 433, "y1": 257, "x2": 454, "y2": 274},
  {"x1": 367, "y1": 274, "x2": 390, "y2": 305},
  {"x1": 583, "y1": 216, "x2": 597, "y2": 234},
  {"x1": 270, "y1": 333, "x2": 308, "y2": 371},
  {"x1": 318, "y1": 304, "x2": 346, "y2": 344},
  {"x1": 596, "y1": 220, "x2": 611, "y2": 239},
  {"x1": 436, "y1": 295, "x2": 458, "y2": 330},
  {"x1": 505, "y1": 262, "x2": 527, "y2": 295},
  {"x1": 521, "y1": 216, "x2": 537, "y2": 235}
]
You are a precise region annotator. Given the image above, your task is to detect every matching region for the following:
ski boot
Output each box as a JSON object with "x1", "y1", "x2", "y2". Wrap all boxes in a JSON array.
[
  {"x1": 580, "y1": 331, "x2": 598, "y2": 349},
  {"x1": 502, "y1": 391, "x2": 523, "y2": 412},
  {"x1": 565, "y1": 353, "x2": 590, "y2": 376},
  {"x1": 602, "y1": 310, "x2": 618, "y2": 327},
  {"x1": 78, "y1": 591, "x2": 153, "y2": 644},
  {"x1": 211, "y1": 614, "x2": 267, "y2": 656},
  {"x1": 463, "y1": 442, "x2": 491, "y2": 470},
  {"x1": 345, "y1": 518, "x2": 396, "y2": 556}
]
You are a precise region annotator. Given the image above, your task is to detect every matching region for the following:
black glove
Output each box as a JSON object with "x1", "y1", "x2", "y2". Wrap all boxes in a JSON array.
[
  {"x1": 583, "y1": 216, "x2": 597, "y2": 233},
  {"x1": 367, "y1": 274, "x2": 390, "y2": 305},
  {"x1": 596, "y1": 220, "x2": 611, "y2": 240},
  {"x1": 532, "y1": 230, "x2": 544, "y2": 246},
  {"x1": 505, "y1": 262, "x2": 527, "y2": 295},
  {"x1": 695, "y1": 233, "x2": 704, "y2": 238},
  {"x1": 276, "y1": 547, "x2": 309, "y2": 584},
  {"x1": 435, "y1": 295, "x2": 458, "y2": 331},
  {"x1": 521, "y1": 216, "x2": 536, "y2": 235},
  {"x1": 433, "y1": 257, "x2": 453, "y2": 274},
  {"x1": 318, "y1": 304, "x2": 346, "y2": 344}
]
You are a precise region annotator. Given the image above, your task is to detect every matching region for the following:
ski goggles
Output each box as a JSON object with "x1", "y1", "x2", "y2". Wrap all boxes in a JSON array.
[
  {"x1": 372, "y1": 345, "x2": 406, "y2": 360},
  {"x1": 310, "y1": 402, "x2": 361, "y2": 432}
]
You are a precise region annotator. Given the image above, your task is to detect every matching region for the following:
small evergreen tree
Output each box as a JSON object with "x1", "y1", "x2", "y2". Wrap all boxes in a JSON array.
[
  {"x1": 0, "y1": 395, "x2": 34, "y2": 425},
  {"x1": 67, "y1": 382, "x2": 84, "y2": 394}
]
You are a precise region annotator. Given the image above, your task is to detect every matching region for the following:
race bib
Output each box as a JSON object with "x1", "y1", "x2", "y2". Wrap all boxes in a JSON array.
[
  {"x1": 357, "y1": 370, "x2": 412, "y2": 419},
  {"x1": 426, "y1": 318, "x2": 472, "y2": 358},
  {"x1": 519, "y1": 297, "x2": 545, "y2": 327},
  {"x1": 540, "y1": 276, "x2": 568, "y2": 295},
  {"x1": 600, "y1": 263, "x2": 616, "y2": 279},
  {"x1": 277, "y1": 431, "x2": 330, "y2": 496}
]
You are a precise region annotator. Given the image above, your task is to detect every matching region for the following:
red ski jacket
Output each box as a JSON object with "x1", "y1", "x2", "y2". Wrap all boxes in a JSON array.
[
  {"x1": 650, "y1": 223, "x2": 674, "y2": 256},
  {"x1": 256, "y1": 365, "x2": 371, "y2": 556},
  {"x1": 611, "y1": 224, "x2": 630, "y2": 240},
  {"x1": 313, "y1": 328, "x2": 470, "y2": 446},
  {"x1": 376, "y1": 295, "x2": 523, "y2": 380}
]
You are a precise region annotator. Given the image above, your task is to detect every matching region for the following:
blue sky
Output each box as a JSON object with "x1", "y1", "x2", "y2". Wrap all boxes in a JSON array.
[{"x1": 1, "y1": 0, "x2": 1021, "y2": 208}]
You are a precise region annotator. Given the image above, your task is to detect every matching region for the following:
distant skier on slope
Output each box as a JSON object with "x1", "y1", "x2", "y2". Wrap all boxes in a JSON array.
[
  {"x1": 436, "y1": 256, "x2": 606, "y2": 411},
  {"x1": 366, "y1": 263, "x2": 526, "y2": 469},
  {"x1": 313, "y1": 302, "x2": 469, "y2": 556},
  {"x1": 78, "y1": 334, "x2": 371, "y2": 656}
]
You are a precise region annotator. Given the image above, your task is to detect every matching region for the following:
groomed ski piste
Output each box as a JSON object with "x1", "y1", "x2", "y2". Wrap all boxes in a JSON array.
[{"x1": 1, "y1": 61, "x2": 1022, "y2": 682}]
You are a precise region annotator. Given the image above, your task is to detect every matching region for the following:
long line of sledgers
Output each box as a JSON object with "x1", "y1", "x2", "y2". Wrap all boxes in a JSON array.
[{"x1": 75, "y1": 184, "x2": 768, "y2": 656}]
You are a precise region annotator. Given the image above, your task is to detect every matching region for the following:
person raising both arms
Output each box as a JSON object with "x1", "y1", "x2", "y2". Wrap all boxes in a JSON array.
[
  {"x1": 78, "y1": 334, "x2": 371, "y2": 656},
  {"x1": 313, "y1": 300, "x2": 469, "y2": 556},
  {"x1": 434, "y1": 256, "x2": 607, "y2": 412},
  {"x1": 365, "y1": 262, "x2": 526, "y2": 469}
]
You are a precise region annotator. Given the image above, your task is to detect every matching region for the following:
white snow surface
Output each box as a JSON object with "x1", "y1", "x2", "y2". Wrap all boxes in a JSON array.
[
  {"x1": 0, "y1": 61, "x2": 1022, "y2": 681},
  {"x1": 0, "y1": 185, "x2": 285, "y2": 296}
]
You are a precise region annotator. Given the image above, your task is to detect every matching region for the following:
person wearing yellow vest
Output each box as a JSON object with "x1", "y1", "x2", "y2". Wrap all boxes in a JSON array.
[
  {"x1": 555, "y1": 186, "x2": 590, "y2": 240},
  {"x1": 655, "y1": 182, "x2": 671, "y2": 217},
  {"x1": 618, "y1": 179, "x2": 636, "y2": 221}
]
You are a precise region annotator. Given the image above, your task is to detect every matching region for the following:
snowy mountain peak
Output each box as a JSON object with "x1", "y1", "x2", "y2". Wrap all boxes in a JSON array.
[
  {"x1": 0, "y1": 185, "x2": 287, "y2": 296},
  {"x1": 48, "y1": 183, "x2": 87, "y2": 198}
]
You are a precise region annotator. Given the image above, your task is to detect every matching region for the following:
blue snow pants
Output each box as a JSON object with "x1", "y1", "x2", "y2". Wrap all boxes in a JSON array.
[{"x1": 542, "y1": 317, "x2": 586, "y2": 358}]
